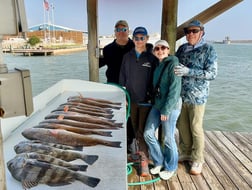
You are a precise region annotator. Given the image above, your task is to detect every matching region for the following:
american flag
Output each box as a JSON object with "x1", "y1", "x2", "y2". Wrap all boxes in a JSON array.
[{"x1": 44, "y1": 0, "x2": 49, "y2": 11}]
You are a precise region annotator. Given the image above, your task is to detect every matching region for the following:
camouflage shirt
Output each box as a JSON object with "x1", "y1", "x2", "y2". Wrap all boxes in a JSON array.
[{"x1": 176, "y1": 39, "x2": 218, "y2": 105}]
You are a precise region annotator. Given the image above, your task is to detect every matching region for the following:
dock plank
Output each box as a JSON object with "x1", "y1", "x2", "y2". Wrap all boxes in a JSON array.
[
  {"x1": 127, "y1": 130, "x2": 252, "y2": 190},
  {"x1": 223, "y1": 132, "x2": 252, "y2": 160},
  {"x1": 212, "y1": 131, "x2": 252, "y2": 187},
  {"x1": 206, "y1": 131, "x2": 251, "y2": 189}
]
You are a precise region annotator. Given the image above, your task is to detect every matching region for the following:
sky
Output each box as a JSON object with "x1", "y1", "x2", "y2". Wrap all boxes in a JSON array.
[{"x1": 24, "y1": 0, "x2": 252, "y2": 41}]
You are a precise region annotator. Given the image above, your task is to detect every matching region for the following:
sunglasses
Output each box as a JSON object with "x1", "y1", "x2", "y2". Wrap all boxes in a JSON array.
[
  {"x1": 184, "y1": 29, "x2": 201, "y2": 34},
  {"x1": 115, "y1": 28, "x2": 128, "y2": 32},
  {"x1": 134, "y1": 36, "x2": 146, "y2": 41},
  {"x1": 154, "y1": 46, "x2": 168, "y2": 51}
]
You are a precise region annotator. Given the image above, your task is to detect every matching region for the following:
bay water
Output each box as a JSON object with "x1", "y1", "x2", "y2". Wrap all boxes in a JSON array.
[{"x1": 3, "y1": 43, "x2": 252, "y2": 132}]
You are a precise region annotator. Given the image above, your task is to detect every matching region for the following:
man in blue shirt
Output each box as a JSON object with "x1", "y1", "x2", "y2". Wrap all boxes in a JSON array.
[{"x1": 175, "y1": 20, "x2": 218, "y2": 175}]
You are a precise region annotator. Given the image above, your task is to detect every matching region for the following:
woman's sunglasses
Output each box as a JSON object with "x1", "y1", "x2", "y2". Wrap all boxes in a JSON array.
[{"x1": 154, "y1": 46, "x2": 168, "y2": 51}]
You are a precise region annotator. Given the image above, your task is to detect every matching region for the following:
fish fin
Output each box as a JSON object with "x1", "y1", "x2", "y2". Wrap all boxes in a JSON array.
[
  {"x1": 108, "y1": 141, "x2": 122, "y2": 148},
  {"x1": 104, "y1": 114, "x2": 114, "y2": 119},
  {"x1": 111, "y1": 106, "x2": 121, "y2": 110},
  {"x1": 46, "y1": 181, "x2": 72, "y2": 186},
  {"x1": 82, "y1": 155, "x2": 98, "y2": 165},
  {"x1": 100, "y1": 131, "x2": 112, "y2": 137},
  {"x1": 57, "y1": 115, "x2": 64, "y2": 120},
  {"x1": 77, "y1": 164, "x2": 88, "y2": 171},
  {"x1": 22, "y1": 180, "x2": 39, "y2": 189},
  {"x1": 76, "y1": 174, "x2": 100, "y2": 188},
  {"x1": 68, "y1": 164, "x2": 88, "y2": 172},
  {"x1": 73, "y1": 146, "x2": 83, "y2": 151},
  {"x1": 64, "y1": 105, "x2": 69, "y2": 112},
  {"x1": 115, "y1": 123, "x2": 123, "y2": 128}
]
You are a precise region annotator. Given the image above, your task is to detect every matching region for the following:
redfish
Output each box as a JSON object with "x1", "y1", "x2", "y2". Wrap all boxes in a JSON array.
[
  {"x1": 16, "y1": 152, "x2": 88, "y2": 171},
  {"x1": 44, "y1": 111, "x2": 122, "y2": 128},
  {"x1": 52, "y1": 105, "x2": 114, "y2": 119},
  {"x1": 60, "y1": 102, "x2": 113, "y2": 114},
  {"x1": 22, "y1": 128, "x2": 121, "y2": 148},
  {"x1": 40, "y1": 118, "x2": 120, "y2": 130},
  {"x1": 7, "y1": 156, "x2": 100, "y2": 189},
  {"x1": 68, "y1": 95, "x2": 122, "y2": 105},
  {"x1": 68, "y1": 97, "x2": 122, "y2": 110},
  {"x1": 33, "y1": 123, "x2": 112, "y2": 137},
  {"x1": 14, "y1": 141, "x2": 98, "y2": 164}
]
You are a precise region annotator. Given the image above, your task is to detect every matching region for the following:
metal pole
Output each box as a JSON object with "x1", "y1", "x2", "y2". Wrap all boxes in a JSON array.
[
  {"x1": 0, "y1": 36, "x2": 8, "y2": 73},
  {"x1": 0, "y1": 35, "x2": 7, "y2": 190}
]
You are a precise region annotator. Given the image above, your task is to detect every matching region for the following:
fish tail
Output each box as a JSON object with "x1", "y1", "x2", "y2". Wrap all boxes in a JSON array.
[
  {"x1": 104, "y1": 114, "x2": 114, "y2": 119},
  {"x1": 72, "y1": 164, "x2": 88, "y2": 171},
  {"x1": 115, "y1": 123, "x2": 123, "y2": 128},
  {"x1": 82, "y1": 155, "x2": 98, "y2": 165},
  {"x1": 73, "y1": 146, "x2": 83, "y2": 151},
  {"x1": 99, "y1": 131, "x2": 112, "y2": 137},
  {"x1": 76, "y1": 174, "x2": 100, "y2": 188},
  {"x1": 111, "y1": 105, "x2": 122, "y2": 110},
  {"x1": 107, "y1": 141, "x2": 121, "y2": 148}
]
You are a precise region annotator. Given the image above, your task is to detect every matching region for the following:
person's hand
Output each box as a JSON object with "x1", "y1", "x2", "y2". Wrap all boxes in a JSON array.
[
  {"x1": 174, "y1": 65, "x2": 190, "y2": 76},
  {"x1": 161, "y1": 114, "x2": 168, "y2": 121}
]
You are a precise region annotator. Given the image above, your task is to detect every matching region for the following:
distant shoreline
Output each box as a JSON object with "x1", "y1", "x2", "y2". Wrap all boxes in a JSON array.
[
  {"x1": 2, "y1": 47, "x2": 87, "y2": 56},
  {"x1": 52, "y1": 47, "x2": 86, "y2": 55}
]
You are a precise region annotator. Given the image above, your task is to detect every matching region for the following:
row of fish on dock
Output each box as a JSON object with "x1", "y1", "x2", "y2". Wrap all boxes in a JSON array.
[{"x1": 7, "y1": 94, "x2": 124, "y2": 189}]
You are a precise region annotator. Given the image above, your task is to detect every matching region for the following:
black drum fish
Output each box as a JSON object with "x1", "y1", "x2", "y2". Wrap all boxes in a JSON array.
[
  {"x1": 7, "y1": 156, "x2": 100, "y2": 189},
  {"x1": 18, "y1": 140, "x2": 83, "y2": 151},
  {"x1": 15, "y1": 152, "x2": 88, "y2": 171},
  {"x1": 22, "y1": 128, "x2": 122, "y2": 148},
  {"x1": 14, "y1": 141, "x2": 98, "y2": 164},
  {"x1": 33, "y1": 123, "x2": 113, "y2": 137}
]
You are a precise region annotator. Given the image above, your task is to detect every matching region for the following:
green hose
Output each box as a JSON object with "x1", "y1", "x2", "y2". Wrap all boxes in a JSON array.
[
  {"x1": 105, "y1": 83, "x2": 160, "y2": 185},
  {"x1": 105, "y1": 82, "x2": 131, "y2": 120},
  {"x1": 127, "y1": 162, "x2": 161, "y2": 186}
]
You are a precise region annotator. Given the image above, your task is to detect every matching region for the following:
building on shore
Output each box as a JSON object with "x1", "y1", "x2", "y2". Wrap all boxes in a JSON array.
[
  {"x1": 2, "y1": 23, "x2": 87, "y2": 50},
  {"x1": 28, "y1": 23, "x2": 87, "y2": 45}
]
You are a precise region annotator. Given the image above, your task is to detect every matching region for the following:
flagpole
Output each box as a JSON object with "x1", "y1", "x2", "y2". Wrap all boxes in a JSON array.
[
  {"x1": 51, "y1": 3, "x2": 55, "y2": 43},
  {"x1": 43, "y1": 0, "x2": 46, "y2": 43},
  {"x1": 47, "y1": 6, "x2": 50, "y2": 43}
]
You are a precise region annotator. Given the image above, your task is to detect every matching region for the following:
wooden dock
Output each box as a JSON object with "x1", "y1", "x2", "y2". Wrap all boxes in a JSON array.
[
  {"x1": 7, "y1": 49, "x2": 54, "y2": 56},
  {"x1": 127, "y1": 130, "x2": 252, "y2": 190},
  {"x1": 3, "y1": 47, "x2": 86, "y2": 56}
]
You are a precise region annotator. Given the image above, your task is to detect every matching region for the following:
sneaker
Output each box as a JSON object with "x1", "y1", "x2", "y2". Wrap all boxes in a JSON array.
[
  {"x1": 190, "y1": 162, "x2": 203, "y2": 175},
  {"x1": 178, "y1": 154, "x2": 192, "y2": 163},
  {"x1": 159, "y1": 170, "x2": 175, "y2": 180},
  {"x1": 150, "y1": 165, "x2": 163, "y2": 175}
]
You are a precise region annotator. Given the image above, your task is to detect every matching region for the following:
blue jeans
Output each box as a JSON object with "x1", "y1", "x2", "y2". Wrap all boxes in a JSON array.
[{"x1": 144, "y1": 107, "x2": 180, "y2": 171}]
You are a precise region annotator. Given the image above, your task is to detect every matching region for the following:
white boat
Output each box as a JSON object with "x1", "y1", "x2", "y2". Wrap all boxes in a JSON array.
[{"x1": 2, "y1": 79, "x2": 127, "y2": 190}]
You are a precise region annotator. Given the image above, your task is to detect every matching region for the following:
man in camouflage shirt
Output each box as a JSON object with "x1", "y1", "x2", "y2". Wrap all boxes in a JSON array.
[{"x1": 174, "y1": 20, "x2": 218, "y2": 175}]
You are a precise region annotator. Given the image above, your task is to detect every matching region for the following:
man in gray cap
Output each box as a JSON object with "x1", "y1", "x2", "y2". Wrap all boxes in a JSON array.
[
  {"x1": 99, "y1": 20, "x2": 135, "y2": 155},
  {"x1": 99, "y1": 20, "x2": 134, "y2": 84},
  {"x1": 174, "y1": 20, "x2": 218, "y2": 175}
]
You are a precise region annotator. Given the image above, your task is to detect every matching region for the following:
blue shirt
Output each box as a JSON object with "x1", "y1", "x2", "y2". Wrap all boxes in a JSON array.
[{"x1": 176, "y1": 39, "x2": 218, "y2": 105}]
